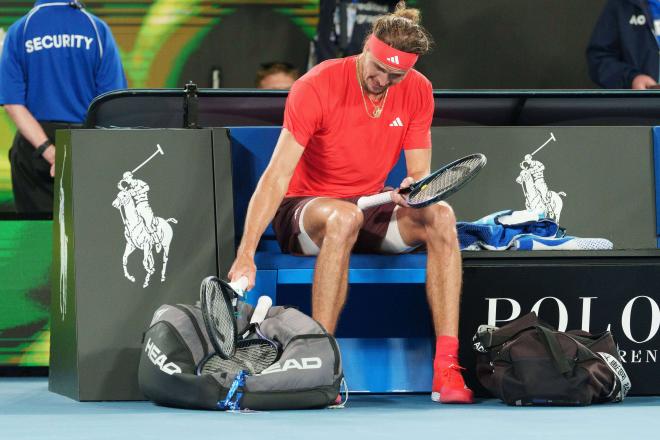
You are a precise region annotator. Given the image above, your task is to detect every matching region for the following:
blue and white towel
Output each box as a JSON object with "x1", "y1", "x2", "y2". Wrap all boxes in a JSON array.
[
  {"x1": 457, "y1": 210, "x2": 613, "y2": 251},
  {"x1": 513, "y1": 236, "x2": 614, "y2": 250}
]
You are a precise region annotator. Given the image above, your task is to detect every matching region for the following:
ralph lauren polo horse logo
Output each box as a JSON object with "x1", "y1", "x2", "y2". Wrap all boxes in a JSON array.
[
  {"x1": 515, "y1": 133, "x2": 566, "y2": 222},
  {"x1": 112, "y1": 144, "x2": 177, "y2": 288}
]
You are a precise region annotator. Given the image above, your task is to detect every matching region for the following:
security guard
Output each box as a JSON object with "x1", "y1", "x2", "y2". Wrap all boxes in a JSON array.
[{"x1": 0, "y1": 1, "x2": 127, "y2": 213}]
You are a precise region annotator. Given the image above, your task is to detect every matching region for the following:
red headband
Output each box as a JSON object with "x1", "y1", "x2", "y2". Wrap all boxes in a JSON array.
[{"x1": 367, "y1": 34, "x2": 419, "y2": 70}]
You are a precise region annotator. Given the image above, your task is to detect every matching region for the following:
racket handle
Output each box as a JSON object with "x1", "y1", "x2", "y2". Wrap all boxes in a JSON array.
[
  {"x1": 229, "y1": 276, "x2": 249, "y2": 296},
  {"x1": 250, "y1": 295, "x2": 273, "y2": 325},
  {"x1": 357, "y1": 191, "x2": 394, "y2": 210}
]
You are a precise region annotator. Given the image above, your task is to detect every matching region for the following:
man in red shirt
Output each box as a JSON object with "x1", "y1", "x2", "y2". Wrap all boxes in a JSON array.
[{"x1": 229, "y1": 2, "x2": 474, "y2": 404}]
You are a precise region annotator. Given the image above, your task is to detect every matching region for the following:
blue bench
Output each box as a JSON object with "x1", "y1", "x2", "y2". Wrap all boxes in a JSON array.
[
  {"x1": 229, "y1": 126, "x2": 434, "y2": 392},
  {"x1": 229, "y1": 126, "x2": 660, "y2": 395}
]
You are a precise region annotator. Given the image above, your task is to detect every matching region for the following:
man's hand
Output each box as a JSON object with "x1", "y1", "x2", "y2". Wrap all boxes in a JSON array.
[
  {"x1": 41, "y1": 144, "x2": 56, "y2": 177},
  {"x1": 228, "y1": 253, "x2": 257, "y2": 291},
  {"x1": 632, "y1": 74, "x2": 658, "y2": 90},
  {"x1": 391, "y1": 176, "x2": 415, "y2": 208}
]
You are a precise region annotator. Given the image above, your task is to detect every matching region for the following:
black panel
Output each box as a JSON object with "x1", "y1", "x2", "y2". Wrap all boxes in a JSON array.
[{"x1": 87, "y1": 90, "x2": 660, "y2": 129}]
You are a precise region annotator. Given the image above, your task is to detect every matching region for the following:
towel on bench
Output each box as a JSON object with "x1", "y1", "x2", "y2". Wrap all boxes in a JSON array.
[{"x1": 457, "y1": 210, "x2": 613, "y2": 251}]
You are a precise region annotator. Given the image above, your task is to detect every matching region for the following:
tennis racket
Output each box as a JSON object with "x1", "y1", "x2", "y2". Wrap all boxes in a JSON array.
[
  {"x1": 357, "y1": 153, "x2": 487, "y2": 210},
  {"x1": 197, "y1": 337, "x2": 280, "y2": 376},
  {"x1": 241, "y1": 295, "x2": 272, "y2": 339},
  {"x1": 200, "y1": 275, "x2": 248, "y2": 360},
  {"x1": 198, "y1": 295, "x2": 279, "y2": 375}
]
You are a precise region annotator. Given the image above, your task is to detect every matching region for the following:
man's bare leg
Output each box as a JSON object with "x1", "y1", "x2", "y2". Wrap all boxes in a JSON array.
[
  {"x1": 396, "y1": 202, "x2": 461, "y2": 336},
  {"x1": 396, "y1": 202, "x2": 473, "y2": 403},
  {"x1": 302, "y1": 199, "x2": 363, "y2": 334}
]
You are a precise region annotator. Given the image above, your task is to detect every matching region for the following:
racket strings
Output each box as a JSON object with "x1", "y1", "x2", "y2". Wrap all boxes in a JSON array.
[
  {"x1": 206, "y1": 284, "x2": 236, "y2": 355},
  {"x1": 201, "y1": 340, "x2": 279, "y2": 375},
  {"x1": 408, "y1": 156, "x2": 483, "y2": 204}
]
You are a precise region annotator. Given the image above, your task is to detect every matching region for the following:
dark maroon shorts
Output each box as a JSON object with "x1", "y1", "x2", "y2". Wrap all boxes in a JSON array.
[{"x1": 272, "y1": 195, "x2": 397, "y2": 255}]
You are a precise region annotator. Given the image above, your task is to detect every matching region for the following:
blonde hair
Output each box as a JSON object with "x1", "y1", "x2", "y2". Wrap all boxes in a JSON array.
[{"x1": 370, "y1": 1, "x2": 432, "y2": 55}]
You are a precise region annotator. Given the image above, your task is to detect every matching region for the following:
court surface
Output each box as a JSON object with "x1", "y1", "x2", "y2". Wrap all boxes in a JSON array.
[{"x1": 2, "y1": 377, "x2": 659, "y2": 440}]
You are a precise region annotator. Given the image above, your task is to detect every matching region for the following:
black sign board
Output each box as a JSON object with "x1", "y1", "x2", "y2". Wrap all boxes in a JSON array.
[{"x1": 49, "y1": 129, "x2": 233, "y2": 400}]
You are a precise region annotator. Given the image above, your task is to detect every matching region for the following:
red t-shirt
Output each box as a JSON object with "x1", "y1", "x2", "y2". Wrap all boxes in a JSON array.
[{"x1": 283, "y1": 56, "x2": 434, "y2": 198}]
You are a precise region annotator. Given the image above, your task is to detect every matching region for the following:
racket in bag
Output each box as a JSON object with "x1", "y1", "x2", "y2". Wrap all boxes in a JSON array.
[
  {"x1": 473, "y1": 312, "x2": 631, "y2": 406},
  {"x1": 138, "y1": 302, "x2": 343, "y2": 410}
]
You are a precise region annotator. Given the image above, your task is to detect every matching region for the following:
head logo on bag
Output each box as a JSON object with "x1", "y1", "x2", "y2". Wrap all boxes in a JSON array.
[
  {"x1": 145, "y1": 338, "x2": 182, "y2": 375},
  {"x1": 259, "y1": 357, "x2": 322, "y2": 375}
]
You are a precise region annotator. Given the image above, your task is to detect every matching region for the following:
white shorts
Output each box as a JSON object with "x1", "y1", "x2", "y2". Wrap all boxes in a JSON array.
[{"x1": 297, "y1": 201, "x2": 420, "y2": 256}]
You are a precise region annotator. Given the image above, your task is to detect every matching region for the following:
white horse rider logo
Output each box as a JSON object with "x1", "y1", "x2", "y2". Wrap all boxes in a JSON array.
[
  {"x1": 111, "y1": 144, "x2": 177, "y2": 288},
  {"x1": 515, "y1": 132, "x2": 566, "y2": 222}
]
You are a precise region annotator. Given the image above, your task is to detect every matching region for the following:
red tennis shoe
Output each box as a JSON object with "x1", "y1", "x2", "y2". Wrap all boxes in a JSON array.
[{"x1": 431, "y1": 363, "x2": 474, "y2": 404}]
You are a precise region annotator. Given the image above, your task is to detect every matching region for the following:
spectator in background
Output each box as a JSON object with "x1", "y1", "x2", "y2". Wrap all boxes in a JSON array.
[
  {"x1": 311, "y1": 0, "x2": 398, "y2": 65},
  {"x1": 0, "y1": 0, "x2": 126, "y2": 213},
  {"x1": 587, "y1": 0, "x2": 660, "y2": 89},
  {"x1": 256, "y1": 62, "x2": 300, "y2": 89}
]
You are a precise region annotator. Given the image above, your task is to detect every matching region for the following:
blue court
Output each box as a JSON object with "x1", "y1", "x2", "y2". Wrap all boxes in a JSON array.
[{"x1": 2, "y1": 378, "x2": 658, "y2": 440}]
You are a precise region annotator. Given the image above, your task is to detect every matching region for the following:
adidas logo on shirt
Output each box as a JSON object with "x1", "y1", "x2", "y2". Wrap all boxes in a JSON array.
[
  {"x1": 386, "y1": 55, "x2": 400, "y2": 65},
  {"x1": 389, "y1": 117, "x2": 404, "y2": 127}
]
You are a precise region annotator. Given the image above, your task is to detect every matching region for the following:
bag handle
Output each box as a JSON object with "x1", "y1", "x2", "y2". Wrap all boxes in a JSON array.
[
  {"x1": 535, "y1": 325, "x2": 572, "y2": 375},
  {"x1": 474, "y1": 312, "x2": 541, "y2": 350}
]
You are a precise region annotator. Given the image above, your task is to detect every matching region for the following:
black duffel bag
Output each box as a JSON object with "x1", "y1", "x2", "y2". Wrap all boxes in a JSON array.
[{"x1": 473, "y1": 312, "x2": 631, "y2": 406}]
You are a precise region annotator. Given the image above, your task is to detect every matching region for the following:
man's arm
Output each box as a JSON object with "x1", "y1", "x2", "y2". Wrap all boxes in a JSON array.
[
  {"x1": 4, "y1": 104, "x2": 56, "y2": 176},
  {"x1": 228, "y1": 128, "x2": 305, "y2": 288},
  {"x1": 403, "y1": 148, "x2": 431, "y2": 180},
  {"x1": 391, "y1": 148, "x2": 431, "y2": 206}
]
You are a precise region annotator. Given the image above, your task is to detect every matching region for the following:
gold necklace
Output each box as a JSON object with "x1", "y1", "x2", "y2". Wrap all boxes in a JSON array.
[{"x1": 356, "y1": 56, "x2": 388, "y2": 118}]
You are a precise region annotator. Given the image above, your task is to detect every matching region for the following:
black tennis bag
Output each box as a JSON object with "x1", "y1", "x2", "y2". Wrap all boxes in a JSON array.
[
  {"x1": 473, "y1": 312, "x2": 631, "y2": 406},
  {"x1": 138, "y1": 302, "x2": 343, "y2": 410}
]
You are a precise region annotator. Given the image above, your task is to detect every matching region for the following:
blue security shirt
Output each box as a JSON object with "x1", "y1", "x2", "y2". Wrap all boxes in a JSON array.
[{"x1": 0, "y1": 1, "x2": 127, "y2": 123}]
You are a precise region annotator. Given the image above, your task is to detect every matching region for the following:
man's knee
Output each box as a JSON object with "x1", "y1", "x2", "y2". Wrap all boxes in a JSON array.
[
  {"x1": 424, "y1": 202, "x2": 457, "y2": 240},
  {"x1": 323, "y1": 204, "x2": 364, "y2": 243}
]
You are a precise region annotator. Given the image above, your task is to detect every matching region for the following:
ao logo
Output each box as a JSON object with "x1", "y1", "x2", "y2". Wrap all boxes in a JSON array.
[
  {"x1": 630, "y1": 15, "x2": 646, "y2": 25},
  {"x1": 473, "y1": 341, "x2": 486, "y2": 353}
]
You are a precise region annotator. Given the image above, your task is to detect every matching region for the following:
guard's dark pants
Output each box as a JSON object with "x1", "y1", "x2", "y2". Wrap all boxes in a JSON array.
[{"x1": 9, "y1": 121, "x2": 82, "y2": 214}]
